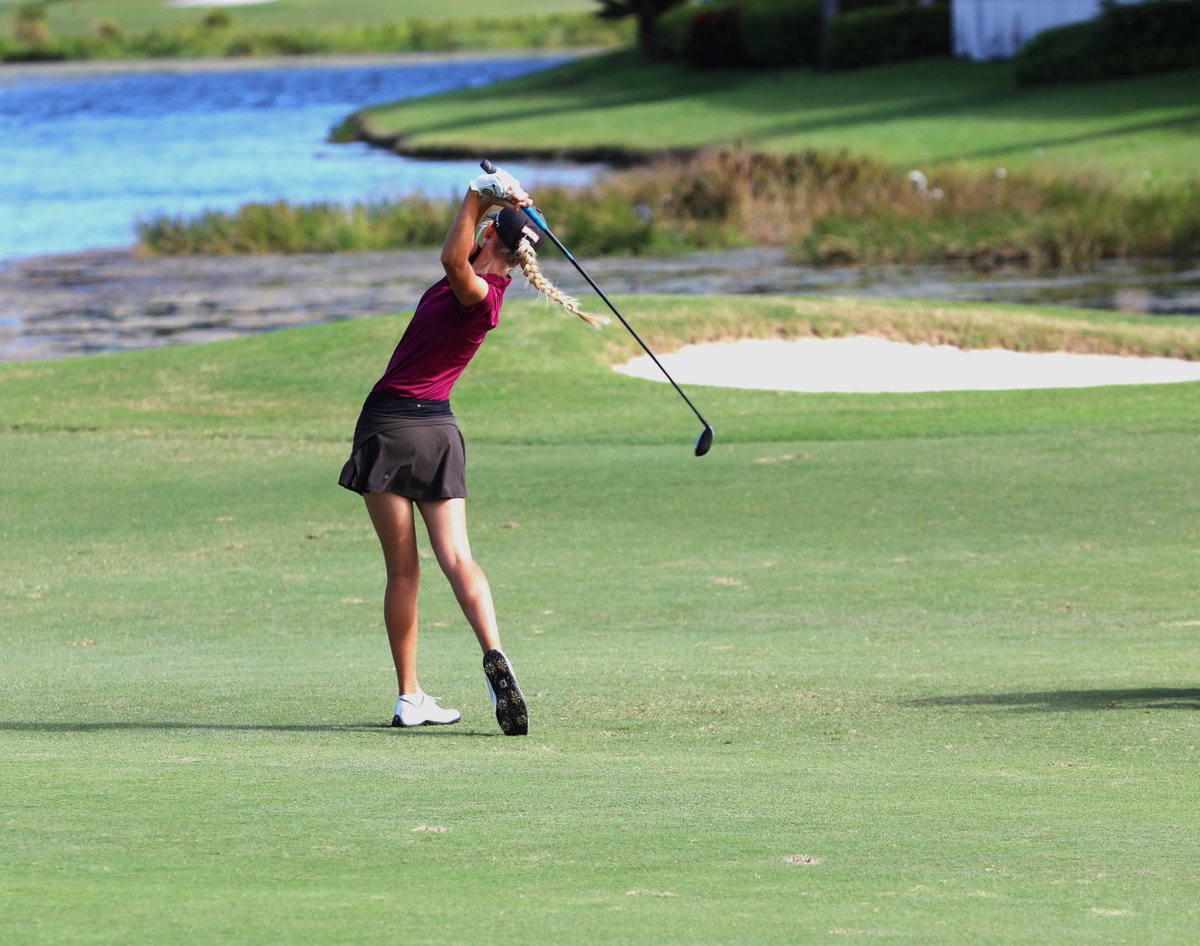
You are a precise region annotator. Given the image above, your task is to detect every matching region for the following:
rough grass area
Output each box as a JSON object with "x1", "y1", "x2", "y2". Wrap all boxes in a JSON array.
[{"x1": 2, "y1": 296, "x2": 1198, "y2": 944}]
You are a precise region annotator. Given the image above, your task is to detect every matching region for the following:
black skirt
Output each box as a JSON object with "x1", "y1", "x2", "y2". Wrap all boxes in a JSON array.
[{"x1": 337, "y1": 392, "x2": 467, "y2": 499}]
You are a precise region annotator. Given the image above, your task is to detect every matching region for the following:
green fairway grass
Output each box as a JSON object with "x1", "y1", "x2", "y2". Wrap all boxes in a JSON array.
[
  {"x1": 352, "y1": 50, "x2": 1200, "y2": 186},
  {"x1": 2, "y1": 296, "x2": 1198, "y2": 944}
]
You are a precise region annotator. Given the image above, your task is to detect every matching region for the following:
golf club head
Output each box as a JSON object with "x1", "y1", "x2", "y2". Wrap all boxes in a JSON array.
[{"x1": 694, "y1": 424, "x2": 714, "y2": 457}]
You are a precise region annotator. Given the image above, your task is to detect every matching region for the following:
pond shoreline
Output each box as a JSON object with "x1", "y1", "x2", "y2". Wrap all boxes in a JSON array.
[
  {"x1": 0, "y1": 47, "x2": 604, "y2": 82},
  {"x1": 1, "y1": 245, "x2": 800, "y2": 361},
  {"x1": 2, "y1": 247, "x2": 1197, "y2": 363},
  {"x1": 338, "y1": 110, "x2": 670, "y2": 168}
]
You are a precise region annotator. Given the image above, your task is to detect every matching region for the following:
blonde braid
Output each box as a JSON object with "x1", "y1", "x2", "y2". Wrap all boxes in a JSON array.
[{"x1": 514, "y1": 239, "x2": 609, "y2": 330}]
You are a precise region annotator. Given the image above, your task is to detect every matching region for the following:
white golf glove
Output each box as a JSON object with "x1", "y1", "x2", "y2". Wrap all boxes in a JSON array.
[{"x1": 470, "y1": 167, "x2": 522, "y2": 200}]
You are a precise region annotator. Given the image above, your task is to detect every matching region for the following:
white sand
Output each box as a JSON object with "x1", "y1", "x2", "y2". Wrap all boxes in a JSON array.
[
  {"x1": 166, "y1": 0, "x2": 278, "y2": 8},
  {"x1": 614, "y1": 336, "x2": 1200, "y2": 393}
]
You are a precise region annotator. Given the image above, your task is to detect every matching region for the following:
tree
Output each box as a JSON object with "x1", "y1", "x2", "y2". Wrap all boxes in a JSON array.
[{"x1": 593, "y1": 0, "x2": 688, "y2": 58}]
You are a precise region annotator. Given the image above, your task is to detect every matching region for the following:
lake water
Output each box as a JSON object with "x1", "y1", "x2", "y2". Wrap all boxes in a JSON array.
[
  {"x1": 0, "y1": 54, "x2": 597, "y2": 260},
  {"x1": 1, "y1": 55, "x2": 1197, "y2": 318}
]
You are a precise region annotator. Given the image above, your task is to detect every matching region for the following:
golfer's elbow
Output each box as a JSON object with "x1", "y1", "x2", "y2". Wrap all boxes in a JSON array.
[{"x1": 441, "y1": 250, "x2": 475, "y2": 285}]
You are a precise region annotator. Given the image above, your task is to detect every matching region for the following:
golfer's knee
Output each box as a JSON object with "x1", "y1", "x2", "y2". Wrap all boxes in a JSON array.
[
  {"x1": 385, "y1": 565, "x2": 420, "y2": 585},
  {"x1": 441, "y1": 554, "x2": 485, "y2": 589},
  {"x1": 439, "y1": 553, "x2": 473, "y2": 580}
]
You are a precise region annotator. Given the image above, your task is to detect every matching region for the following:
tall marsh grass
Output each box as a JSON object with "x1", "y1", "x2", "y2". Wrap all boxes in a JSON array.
[
  {"x1": 798, "y1": 164, "x2": 1200, "y2": 268},
  {"x1": 137, "y1": 197, "x2": 454, "y2": 255},
  {"x1": 136, "y1": 149, "x2": 1200, "y2": 268},
  {"x1": 0, "y1": 12, "x2": 628, "y2": 61}
]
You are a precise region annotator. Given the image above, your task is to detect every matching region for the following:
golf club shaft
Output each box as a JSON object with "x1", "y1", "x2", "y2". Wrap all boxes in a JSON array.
[{"x1": 480, "y1": 160, "x2": 710, "y2": 430}]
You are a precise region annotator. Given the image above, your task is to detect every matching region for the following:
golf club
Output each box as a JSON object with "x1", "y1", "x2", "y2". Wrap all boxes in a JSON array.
[{"x1": 480, "y1": 159, "x2": 714, "y2": 458}]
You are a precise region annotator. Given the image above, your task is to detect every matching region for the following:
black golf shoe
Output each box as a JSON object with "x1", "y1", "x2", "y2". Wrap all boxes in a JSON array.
[{"x1": 482, "y1": 648, "x2": 528, "y2": 736}]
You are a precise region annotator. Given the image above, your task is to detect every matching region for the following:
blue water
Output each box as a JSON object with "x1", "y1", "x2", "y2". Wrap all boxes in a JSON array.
[{"x1": 0, "y1": 56, "x2": 596, "y2": 260}]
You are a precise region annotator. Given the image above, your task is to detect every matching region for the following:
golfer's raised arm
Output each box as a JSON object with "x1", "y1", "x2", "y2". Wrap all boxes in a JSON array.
[
  {"x1": 441, "y1": 170, "x2": 531, "y2": 306},
  {"x1": 440, "y1": 188, "x2": 491, "y2": 305}
]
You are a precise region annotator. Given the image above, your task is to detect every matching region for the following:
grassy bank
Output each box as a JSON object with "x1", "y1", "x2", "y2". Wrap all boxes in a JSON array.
[
  {"x1": 2, "y1": 296, "x2": 1198, "y2": 944},
  {"x1": 0, "y1": 0, "x2": 625, "y2": 60},
  {"x1": 348, "y1": 51, "x2": 1200, "y2": 187}
]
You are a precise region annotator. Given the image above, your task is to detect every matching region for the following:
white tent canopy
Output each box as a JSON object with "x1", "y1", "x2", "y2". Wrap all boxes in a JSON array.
[{"x1": 953, "y1": 0, "x2": 1148, "y2": 60}]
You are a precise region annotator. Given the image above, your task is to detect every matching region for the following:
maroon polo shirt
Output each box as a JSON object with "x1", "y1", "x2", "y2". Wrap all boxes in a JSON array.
[{"x1": 373, "y1": 273, "x2": 511, "y2": 401}]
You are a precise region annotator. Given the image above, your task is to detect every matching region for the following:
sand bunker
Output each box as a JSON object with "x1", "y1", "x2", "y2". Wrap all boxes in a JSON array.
[
  {"x1": 166, "y1": 0, "x2": 278, "y2": 8},
  {"x1": 614, "y1": 336, "x2": 1200, "y2": 393}
]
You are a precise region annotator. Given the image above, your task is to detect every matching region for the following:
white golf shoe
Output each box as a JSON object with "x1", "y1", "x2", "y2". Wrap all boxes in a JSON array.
[{"x1": 391, "y1": 691, "x2": 461, "y2": 727}]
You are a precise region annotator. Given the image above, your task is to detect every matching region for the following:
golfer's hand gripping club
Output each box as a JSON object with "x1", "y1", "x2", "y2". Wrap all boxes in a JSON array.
[
  {"x1": 479, "y1": 159, "x2": 713, "y2": 456},
  {"x1": 470, "y1": 166, "x2": 523, "y2": 203}
]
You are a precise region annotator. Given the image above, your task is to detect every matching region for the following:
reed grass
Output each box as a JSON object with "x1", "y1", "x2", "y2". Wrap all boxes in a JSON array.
[
  {"x1": 14, "y1": 0, "x2": 597, "y2": 36},
  {"x1": 136, "y1": 148, "x2": 1200, "y2": 269},
  {"x1": 137, "y1": 197, "x2": 453, "y2": 256},
  {"x1": 0, "y1": 11, "x2": 628, "y2": 61},
  {"x1": 790, "y1": 161, "x2": 1200, "y2": 268}
]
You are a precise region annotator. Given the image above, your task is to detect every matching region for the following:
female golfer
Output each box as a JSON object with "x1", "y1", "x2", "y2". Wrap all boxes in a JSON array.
[{"x1": 338, "y1": 167, "x2": 604, "y2": 735}]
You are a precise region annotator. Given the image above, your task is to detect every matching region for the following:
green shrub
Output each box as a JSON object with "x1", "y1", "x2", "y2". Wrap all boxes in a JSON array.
[
  {"x1": 1012, "y1": 17, "x2": 1103, "y2": 84},
  {"x1": 823, "y1": 2, "x2": 950, "y2": 70},
  {"x1": 681, "y1": 4, "x2": 748, "y2": 68},
  {"x1": 842, "y1": 0, "x2": 915, "y2": 9},
  {"x1": 665, "y1": 0, "x2": 824, "y2": 69},
  {"x1": 1015, "y1": 0, "x2": 1200, "y2": 85},
  {"x1": 657, "y1": 2, "x2": 694, "y2": 57},
  {"x1": 738, "y1": 0, "x2": 823, "y2": 68},
  {"x1": 1101, "y1": 0, "x2": 1200, "y2": 75}
]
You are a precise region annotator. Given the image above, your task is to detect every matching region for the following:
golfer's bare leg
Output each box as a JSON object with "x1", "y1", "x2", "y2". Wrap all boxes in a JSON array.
[
  {"x1": 417, "y1": 498, "x2": 501, "y2": 652},
  {"x1": 364, "y1": 491, "x2": 421, "y2": 695}
]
